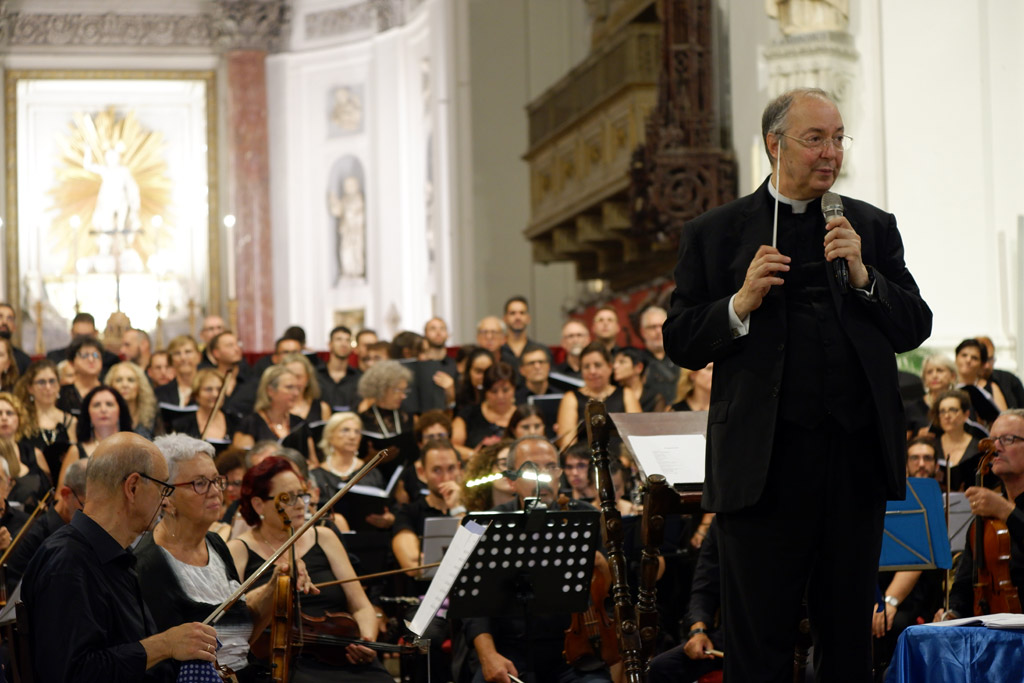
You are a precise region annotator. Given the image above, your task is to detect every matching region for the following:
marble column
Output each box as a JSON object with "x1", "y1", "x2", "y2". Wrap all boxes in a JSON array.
[{"x1": 225, "y1": 49, "x2": 274, "y2": 351}]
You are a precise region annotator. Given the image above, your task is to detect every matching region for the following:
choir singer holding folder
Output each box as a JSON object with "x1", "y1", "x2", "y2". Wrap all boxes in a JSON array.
[{"x1": 663, "y1": 87, "x2": 932, "y2": 682}]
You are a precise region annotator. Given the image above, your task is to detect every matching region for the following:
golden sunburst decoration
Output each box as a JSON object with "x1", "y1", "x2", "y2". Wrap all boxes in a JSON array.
[{"x1": 47, "y1": 107, "x2": 173, "y2": 276}]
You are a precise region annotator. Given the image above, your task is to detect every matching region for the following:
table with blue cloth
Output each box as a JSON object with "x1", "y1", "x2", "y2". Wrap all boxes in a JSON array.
[{"x1": 886, "y1": 624, "x2": 1024, "y2": 682}]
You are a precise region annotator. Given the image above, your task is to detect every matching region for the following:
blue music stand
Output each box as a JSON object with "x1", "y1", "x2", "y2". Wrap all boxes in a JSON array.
[{"x1": 880, "y1": 477, "x2": 953, "y2": 571}]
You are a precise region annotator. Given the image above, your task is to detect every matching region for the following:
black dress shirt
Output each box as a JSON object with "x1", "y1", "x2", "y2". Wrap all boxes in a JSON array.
[
  {"x1": 5, "y1": 504, "x2": 64, "y2": 593},
  {"x1": 316, "y1": 364, "x2": 362, "y2": 411},
  {"x1": 21, "y1": 511, "x2": 171, "y2": 682}
]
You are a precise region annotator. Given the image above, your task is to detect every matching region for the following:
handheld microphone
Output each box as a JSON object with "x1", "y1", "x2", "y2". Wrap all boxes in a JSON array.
[{"x1": 821, "y1": 191, "x2": 849, "y2": 295}]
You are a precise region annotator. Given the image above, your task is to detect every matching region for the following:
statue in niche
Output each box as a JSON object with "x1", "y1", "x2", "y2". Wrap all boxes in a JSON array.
[
  {"x1": 82, "y1": 143, "x2": 144, "y2": 274},
  {"x1": 765, "y1": 0, "x2": 849, "y2": 35},
  {"x1": 330, "y1": 86, "x2": 363, "y2": 134},
  {"x1": 328, "y1": 174, "x2": 366, "y2": 280}
]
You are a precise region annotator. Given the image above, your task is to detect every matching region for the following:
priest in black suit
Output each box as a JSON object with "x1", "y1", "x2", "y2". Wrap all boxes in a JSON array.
[{"x1": 663, "y1": 88, "x2": 932, "y2": 682}]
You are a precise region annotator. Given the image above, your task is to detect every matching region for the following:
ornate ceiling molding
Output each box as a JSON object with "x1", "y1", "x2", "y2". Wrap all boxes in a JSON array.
[
  {"x1": 303, "y1": 0, "x2": 423, "y2": 43},
  {"x1": 0, "y1": 0, "x2": 290, "y2": 52}
]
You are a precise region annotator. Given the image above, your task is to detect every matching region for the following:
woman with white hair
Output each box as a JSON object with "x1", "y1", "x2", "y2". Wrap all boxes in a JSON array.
[
  {"x1": 356, "y1": 360, "x2": 413, "y2": 452},
  {"x1": 135, "y1": 433, "x2": 287, "y2": 682}
]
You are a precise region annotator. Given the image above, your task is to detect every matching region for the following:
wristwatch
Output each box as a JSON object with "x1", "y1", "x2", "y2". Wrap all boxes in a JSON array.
[{"x1": 884, "y1": 595, "x2": 899, "y2": 608}]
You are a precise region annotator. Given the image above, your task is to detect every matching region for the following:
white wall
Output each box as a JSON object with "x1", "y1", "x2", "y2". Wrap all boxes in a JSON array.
[
  {"x1": 267, "y1": 0, "x2": 457, "y2": 346},
  {"x1": 722, "y1": 0, "x2": 1024, "y2": 368}
]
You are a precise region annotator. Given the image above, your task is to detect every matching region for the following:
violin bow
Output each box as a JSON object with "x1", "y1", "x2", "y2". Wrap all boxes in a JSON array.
[
  {"x1": 203, "y1": 448, "x2": 387, "y2": 625},
  {"x1": 312, "y1": 562, "x2": 442, "y2": 589}
]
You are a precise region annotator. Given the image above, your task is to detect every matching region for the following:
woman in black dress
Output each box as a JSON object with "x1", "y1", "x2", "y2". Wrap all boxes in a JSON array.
[
  {"x1": 233, "y1": 366, "x2": 315, "y2": 464},
  {"x1": 671, "y1": 362, "x2": 713, "y2": 412},
  {"x1": 174, "y1": 369, "x2": 235, "y2": 442},
  {"x1": 0, "y1": 338, "x2": 20, "y2": 392},
  {"x1": 15, "y1": 360, "x2": 76, "y2": 477},
  {"x1": 452, "y1": 362, "x2": 517, "y2": 450},
  {"x1": 930, "y1": 389, "x2": 988, "y2": 492},
  {"x1": 0, "y1": 392, "x2": 50, "y2": 508},
  {"x1": 556, "y1": 342, "x2": 641, "y2": 449},
  {"x1": 105, "y1": 361, "x2": 158, "y2": 438},
  {"x1": 228, "y1": 457, "x2": 391, "y2": 683},
  {"x1": 281, "y1": 353, "x2": 331, "y2": 424},
  {"x1": 904, "y1": 354, "x2": 957, "y2": 438},
  {"x1": 57, "y1": 385, "x2": 133, "y2": 487},
  {"x1": 356, "y1": 360, "x2": 414, "y2": 448},
  {"x1": 454, "y1": 346, "x2": 494, "y2": 412}
]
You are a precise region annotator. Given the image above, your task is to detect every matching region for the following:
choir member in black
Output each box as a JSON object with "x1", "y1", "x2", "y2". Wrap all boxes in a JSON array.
[
  {"x1": 311, "y1": 411, "x2": 393, "y2": 531},
  {"x1": 56, "y1": 336, "x2": 104, "y2": 415},
  {"x1": 228, "y1": 456, "x2": 392, "y2": 683},
  {"x1": 552, "y1": 320, "x2": 590, "y2": 380},
  {"x1": 22, "y1": 432, "x2": 219, "y2": 682},
  {"x1": 317, "y1": 325, "x2": 362, "y2": 411},
  {"x1": 146, "y1": 349, "x2": 176, "y2": 388},
  {"x1": 5, "y1": 458, "x2": 86, "y2": 593},
  {"x1": 455, "y1": 346, "x2": 495, "y2": 412},
  {"x1": 233, "y1": 365, "x2": 315, "y2": 464},
  {"x1": 16, "y1": 360, "x2": 77, "y2": 478},
  {"x1": 0, "y1": 456, "x2": 28, "y2": 558},
  {"x1": 461, "y1": 439, "x2": 516, "y2": 513},
  {"x1": 174, "y1": 368, "x2": 235, "y2": 442},
  {"x1": 638, "y1": 306, "x2": 681, "y2": 409},
  {"x1": 670, "y1": 363, "x2": 713, "y2": 412},
  {"x1": 105, "y1": 361, "x2": 158, "y2": 438},
  {"x1": 57, "y1": 385, "x2": 133, "y2": 487},
  {"x1": 505, "y1": 404, "x2": 547, "y2": 440},
  {"x1": 931, "y1": 389, "x2": 986, "y2": 492},
  {"x1": 904, "y1": 354, "x2": 957, "y2": 438},
  {"x1": 136, "y1": 434, "x2": 284, "y2": 682},
  {"x1": 956, "y1": 338, "x2": 1008, "y2": 417},
  {"x1": 155, "y1": 335, "x2": 201, "y2": 407},
  {"x1": 0, "y1": 303, "x2": 31, "y2": 374},
  {"x1": 0, "y1": 337, "x2": 20, "y2": 392},
  {"x1": 453, "y1": 363, "x2": 517, "y2": 450},
  {"x1": 613, "y1": 347, "x2": 660, "y2": 412},
  {"x1": 281, "y1": 352, "x2": 331, "y2": 423},
  {"x1": 357, "y1": 360, "x2": 414, "y2": 449},
  {"x1": 555, "y1": 342, "x2": 640, "y2": 450},
  {"x1": 939, "y1": 410, "x2": 1024, "y2": 620},
  {"x1": 0, "y1": 392, "x2": 50, "y2": 508}
]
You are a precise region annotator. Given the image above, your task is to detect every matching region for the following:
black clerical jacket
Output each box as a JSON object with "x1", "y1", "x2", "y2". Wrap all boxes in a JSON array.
[{"x1": 664, "y1": 178, "x2": 932, "y2": 512}]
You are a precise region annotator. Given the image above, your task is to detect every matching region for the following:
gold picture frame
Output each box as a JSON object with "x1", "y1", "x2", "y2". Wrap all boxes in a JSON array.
[{"x1": 4, "y1": 69, "x2": 219, "y2": 344}]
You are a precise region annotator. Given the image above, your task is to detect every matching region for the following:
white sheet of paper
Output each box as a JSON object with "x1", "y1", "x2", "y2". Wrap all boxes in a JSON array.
[
  {"x1": 926, "y1": 612, "x2": 1024, "y2": 629},
  {"x1": 407, "y1": 519, "x2": 489, "y2": 637},
  {"x1": 627, "y1": 433, "x2": 706, "y2": 486}
]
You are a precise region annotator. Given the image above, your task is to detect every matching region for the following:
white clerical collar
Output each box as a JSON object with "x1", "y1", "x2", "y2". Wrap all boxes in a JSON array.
[{"x1": 768, "y1": 178, "x2": 812, "y2": 214}]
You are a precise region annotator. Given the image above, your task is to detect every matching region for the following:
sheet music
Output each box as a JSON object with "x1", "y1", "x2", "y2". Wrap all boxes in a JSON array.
[
  {"x1": 407, "y1": 519, "x2": 488, "y2": 636},
  {"x1": 927, "y1": 612, "x2": 1024, "y2": 629},
  {"x1": 626, "y1": 434, "x2": 705, "y2": 485}
]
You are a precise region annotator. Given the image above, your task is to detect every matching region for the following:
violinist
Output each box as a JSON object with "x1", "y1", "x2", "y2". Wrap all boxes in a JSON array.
[
  {"x1": 463, "y1": 436, "x2": 611, "y2": 683},
  {"x1": 938, "y1": 409, "x2": 1024, "y2": 620},
  {"x1": 228, "y1": 456, "x2": 392, "y2": 682},
  {"x1": 21, "y1": 432, "x2": 219, "y2": 682},
  {"x1": 135, "y1": 434, "x2": 294, "y2": 682}
]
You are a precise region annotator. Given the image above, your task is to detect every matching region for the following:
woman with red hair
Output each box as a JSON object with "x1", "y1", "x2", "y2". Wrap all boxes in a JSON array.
[{"x1": 227, "y1": 457, "x2": 391, "y2": 682}]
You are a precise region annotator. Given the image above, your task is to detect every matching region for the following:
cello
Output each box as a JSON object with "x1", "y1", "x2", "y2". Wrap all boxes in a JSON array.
[{"x1": 969, "y1": 439, "x2": 1021, "y2": 615}]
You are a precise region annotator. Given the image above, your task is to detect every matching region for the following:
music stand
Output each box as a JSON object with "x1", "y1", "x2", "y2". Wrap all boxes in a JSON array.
[
  {"x1": 611, "y1": 411, "x2": 708, "y2": 494},
  {"x1": 447, "y1": 508, "x2": 601, "y2": 619},
  {"x1": 880, "y1": 477, "x2": 953, "y2": 571}
]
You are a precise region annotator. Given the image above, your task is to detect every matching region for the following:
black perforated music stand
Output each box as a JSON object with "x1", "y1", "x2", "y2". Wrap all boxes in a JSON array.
[{"x1": 447, "y1": 508, "x2": 601, "y2": 619}]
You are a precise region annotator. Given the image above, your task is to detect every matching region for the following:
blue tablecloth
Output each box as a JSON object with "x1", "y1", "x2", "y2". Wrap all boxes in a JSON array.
[{"x1": 887, "y1": 624, "x2": 1024, "y2": 682}]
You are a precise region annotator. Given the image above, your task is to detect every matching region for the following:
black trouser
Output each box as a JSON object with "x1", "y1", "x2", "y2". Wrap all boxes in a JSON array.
[{"x1": 716, "y1": 417, "x2": 887, "y2": 683}]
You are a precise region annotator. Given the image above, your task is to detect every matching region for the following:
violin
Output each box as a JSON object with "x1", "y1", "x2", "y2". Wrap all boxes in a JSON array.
[
  {"x1": 563, "y1": 550, "x2": 620, "y2": 668},
  {"x1": 970, "y1": 441, "x2": 1021, "y2": 615},
  {"x1": 557, "y1": 492, "x2": 620, "y2": 669}
]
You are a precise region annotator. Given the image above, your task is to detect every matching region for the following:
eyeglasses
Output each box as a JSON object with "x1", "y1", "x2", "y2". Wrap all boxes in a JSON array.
[
  {"x1": 172, "y1": 476, "x2": 227, "y2": 495},
  {"x1": 76, "y1": 351, "x2": 101, "y2": 360},
  {"x1": 264, "y1": 491, "x2": 312, "y2": 508},
  {"x1": 779, "y1": 133, "x2": 853, "y2": 152},
  {"x1": 33, "y1": 378, "x2": 58, "y2": 387},
  {"x1": 132, "y1": 472, "x2": 176, "y2": 498},
  {"x1": 226, "y1": 479, "x2": 243, "y2": 490},
  {"x1": 521, "y1": 359, "x2": 549, "y2": 367},
  {"x1": 938, "y1": 408, "x2": 962, "y2": 416},
  {"x1": 71, "y1": 490, "x2": 86, "y2": 508},
  {"x1": 477, "y1": 329, "x2": 503, "y2": 337},
  {"x1": 992, "y1": 434, "x2": 1024, "y2": 448}
]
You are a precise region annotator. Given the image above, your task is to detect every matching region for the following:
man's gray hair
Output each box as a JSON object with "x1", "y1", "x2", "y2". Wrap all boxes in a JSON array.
[
  {"x1": 761, "y1": 87, "x2": 836, "y2": 161},
  {"x1": 357, "y1": 360, "x2": 412, "y2": 402},
  {"x1": 86, "y1": 437, "x2": 158, "y2": 496},
  {"x1": 63, "y1": 458, "x2": 88, "y2": 497},
  {"x1": 640, "y1": 306, "x2": 667, "y2": 327},
  {"x1": 153, "y1": 433, "x2": 215, "y2": 481},
  {"x1": 1001, "y1": 408, "x2": 1024, "y2": 421}
]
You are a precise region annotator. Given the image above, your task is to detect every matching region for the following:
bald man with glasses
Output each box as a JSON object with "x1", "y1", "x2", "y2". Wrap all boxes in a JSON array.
[{"x1": 21, "y1": 432, "x2": 218, "y2": 682}]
